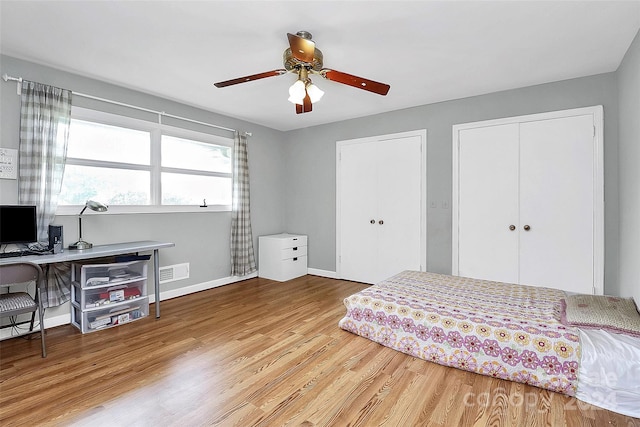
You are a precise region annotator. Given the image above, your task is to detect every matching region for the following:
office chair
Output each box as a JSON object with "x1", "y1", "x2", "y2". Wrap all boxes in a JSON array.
[{"x1": 0, "y1": 262, "x2": 46, "y2": 357}]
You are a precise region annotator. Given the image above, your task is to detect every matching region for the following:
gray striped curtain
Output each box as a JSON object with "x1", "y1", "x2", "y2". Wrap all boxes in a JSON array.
[
  {"x1": 230, "y1": 132, "x2": 256, "y2": 276},
  {"x1": 18, "y1": 80, "x2": 72, "y2": 307}
]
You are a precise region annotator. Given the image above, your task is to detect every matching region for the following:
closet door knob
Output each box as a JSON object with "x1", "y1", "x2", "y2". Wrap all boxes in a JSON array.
[
  {"x1": 509, "y1": 225, "x2": 516, "y2": 231},
  {"x1": 378, "y1": 220, "x2": 384, "y2": 225},
  {"x1": 524, "y1": 225, "x2": 531, "y2": 231},
  {"x1": 370, "y1": 219, "x2": 375, "y2": 224}
]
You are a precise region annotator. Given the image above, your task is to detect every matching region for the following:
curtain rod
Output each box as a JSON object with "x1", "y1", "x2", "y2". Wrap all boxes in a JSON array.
[{"x1": 2, "y1": 73, "x2": 251, "y2": 137}]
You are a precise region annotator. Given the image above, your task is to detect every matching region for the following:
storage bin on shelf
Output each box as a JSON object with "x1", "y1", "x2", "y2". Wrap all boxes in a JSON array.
[
  {"x1": 70, "y1": 260, "x2": 149, "y2": 333},
  {"x1": 72, "y1": 279, "x2": 146, "y2": 309},
  {"x1": 72, "y1": 301, "x2": 149, "y2": 333}
]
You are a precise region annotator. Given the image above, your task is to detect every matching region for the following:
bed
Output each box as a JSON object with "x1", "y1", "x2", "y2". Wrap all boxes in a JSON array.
[{"x1": 338, "y1": 270, "x2": 640, "y2": 418}]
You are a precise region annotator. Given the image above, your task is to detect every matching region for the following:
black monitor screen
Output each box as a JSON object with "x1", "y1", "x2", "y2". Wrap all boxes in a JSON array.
[{"x1": 0, "y1": 205, "x2": 38, "y2": 245}]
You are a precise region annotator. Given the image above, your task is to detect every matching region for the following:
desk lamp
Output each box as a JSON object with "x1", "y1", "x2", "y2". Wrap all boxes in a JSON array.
[{"x1": 68, "y1": 200, "x2": 108, "y2": 250}]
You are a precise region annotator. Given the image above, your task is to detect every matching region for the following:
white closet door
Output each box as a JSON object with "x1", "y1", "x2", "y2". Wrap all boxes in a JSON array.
[
  {"x1": 519, "y1": 114, "x2": 595, "y2": 292},
  {"x1": 338, "y1": 132, "x2": 425, "y2": 285},
  {"x1": 377, "y1": 136, "x2": 423, "y2": 281},
  {"x1": 453, "y1": 106, "x2": 603, "y2": 295},
  {"x1": 457, "y1": 124, "x2": 520, "y2": 283},
  {"x1": 339, "y1": 141, "x2": 379, "y2": 284}
]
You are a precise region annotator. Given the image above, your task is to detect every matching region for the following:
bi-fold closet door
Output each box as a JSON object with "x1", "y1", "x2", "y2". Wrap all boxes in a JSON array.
[
  {"x1": 452, "y1": 106, "x2": 604, "y2": 295},
  {"x1": 337, "y1": 130, "x2": 426, "y2": 285}
]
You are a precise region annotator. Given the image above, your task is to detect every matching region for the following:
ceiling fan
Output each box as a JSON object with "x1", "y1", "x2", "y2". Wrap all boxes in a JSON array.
[{"x1": 214, "y1": 31, "x2": 391, "y2": 114}]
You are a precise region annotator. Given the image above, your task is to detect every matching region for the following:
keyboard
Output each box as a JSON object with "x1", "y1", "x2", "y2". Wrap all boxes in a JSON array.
[
  {"x1": 0, "y1": 250, "x2": 48, "y2": 258},
  {"x1": 0, "y1": 251, "x2": 24, "y2": 258}
]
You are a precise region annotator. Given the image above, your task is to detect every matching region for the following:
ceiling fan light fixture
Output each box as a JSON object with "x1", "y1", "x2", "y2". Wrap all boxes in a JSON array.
[
  {"x1": 305, "y1": 82, "x2": 324, "y2": 103},
  {"x1": 288, "y1": 79, "x2": 306, "y2": 104},
  {"x1": 287, "y1": 95, "x2": 304, "y2": 105},
  {"x1": 214, "y1": 31, "x2": 391, "y2": 115}
]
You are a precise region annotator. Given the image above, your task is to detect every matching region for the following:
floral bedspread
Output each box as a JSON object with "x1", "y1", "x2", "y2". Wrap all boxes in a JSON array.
[{"x1": 339, "y1": 271, "x2": 581, "y2": 396}]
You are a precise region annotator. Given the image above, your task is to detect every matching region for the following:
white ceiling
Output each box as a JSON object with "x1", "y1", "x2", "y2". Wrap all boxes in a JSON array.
[{"x1": 1, "y1": 1, "x2": 639, "y2": 132}]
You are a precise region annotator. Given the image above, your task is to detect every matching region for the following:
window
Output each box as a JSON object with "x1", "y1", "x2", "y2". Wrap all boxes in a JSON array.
[
  {"x1": 58, "y1": 107, "x2": 233, "y2": 214},
  {"x1": 160, "y1": 135, "x2": 231, "y2": 206}
]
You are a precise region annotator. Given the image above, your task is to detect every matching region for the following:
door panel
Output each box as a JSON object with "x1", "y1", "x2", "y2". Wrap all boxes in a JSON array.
[
  {"x1": 457, "y1": 124, "x2": 520, "y2": 283},
  {"x1": 339, "y1": 141, "x2": 379, "y2": 283},
  {"x1": 377, "y1": 136, "x2": 422, "y2": 281},
  {"x1": 519, "y1": 115, "x2": 594, "y2": 292}
]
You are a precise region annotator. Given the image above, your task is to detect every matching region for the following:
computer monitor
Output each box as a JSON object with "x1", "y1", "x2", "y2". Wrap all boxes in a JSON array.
[{"x1": 0, "y1": 205, "x2": 38, "y2": 245}]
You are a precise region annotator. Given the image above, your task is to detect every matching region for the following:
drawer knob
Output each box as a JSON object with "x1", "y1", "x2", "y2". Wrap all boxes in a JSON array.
[
  {"x1": 509, "y1": 225, "x2": 515, "y2": 231},
  {"x1": 293, "y1": 247, "x2": 298, "y2": 251},
  {"x1": 370, "y1": 219, "x2": 375, "y2": 224},
  {"x1": 378, "y1": 220, "x2": 384, "y2": 225},
  {"x1": 524, "y1": 225, "x2": 531, "y2": 231},
  {"x1": 293, "y1": 257, "x2": 298, "y2": 261}
]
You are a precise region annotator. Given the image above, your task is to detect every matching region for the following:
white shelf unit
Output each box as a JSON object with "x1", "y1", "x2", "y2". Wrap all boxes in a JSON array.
[
  {"x1": 70, "y1": 260, "x2": 149, "y2": 333},
  {"x1": 258, "y1": 233, "x2": 308, "y2": 281}
]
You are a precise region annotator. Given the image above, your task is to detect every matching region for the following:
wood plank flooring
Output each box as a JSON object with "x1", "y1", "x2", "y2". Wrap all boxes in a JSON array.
[{"x1": 1, "y1": 275, "x2": 638, "y2": 426}]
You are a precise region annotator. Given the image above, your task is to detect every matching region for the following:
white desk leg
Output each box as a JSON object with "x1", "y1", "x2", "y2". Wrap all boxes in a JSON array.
[{"x1": 154, "y1": 248, "x2": 160, "y2": 318}]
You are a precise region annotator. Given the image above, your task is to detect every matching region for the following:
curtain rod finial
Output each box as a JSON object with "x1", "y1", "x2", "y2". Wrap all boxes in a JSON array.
[
  {"x1": 2, "y1": 74, "x2": 23, "y2": 94},
  {"x1": 2, "y1": 73, "x2": 22, "y2": 82}
]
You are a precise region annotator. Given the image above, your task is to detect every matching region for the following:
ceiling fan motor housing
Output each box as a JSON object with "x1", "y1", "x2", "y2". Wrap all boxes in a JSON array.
[{"x1": 283, "y1": 47, "x2": 323, "y2": 71}]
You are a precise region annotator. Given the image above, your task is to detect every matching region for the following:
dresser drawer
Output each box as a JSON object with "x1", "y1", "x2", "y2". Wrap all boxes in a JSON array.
[
  {"x1": 266, "y1": 234, "x2": 307, "y2": 249},
  {"x1": 280, "y1": 255, "x2": 308, "y2": 279},
  {"x1": 284, "y1": 234, "x2": 306, "y2": 249},
  {"x1": 281, "y1": 245, "x2": 307, "y2": 260}
]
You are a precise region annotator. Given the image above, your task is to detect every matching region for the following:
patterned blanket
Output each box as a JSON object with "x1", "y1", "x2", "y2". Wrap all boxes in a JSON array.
[{"x1": 339, "y1": 271, "x2": 581, "y2": 396}]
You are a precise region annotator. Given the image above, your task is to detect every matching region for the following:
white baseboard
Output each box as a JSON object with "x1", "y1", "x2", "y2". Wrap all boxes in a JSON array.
[
  {"x1": 0, "y1": 272, "x2": 258, "y2": 340},
  {"x1": 148, "y1": 272, "x2": 258, "y2": 303},
  {"x1": 0, "y1": 312, "x2": 70, "y2": 340},
  {"x1": 307, "y1": 268, "x2": 338, "y2": 279}
]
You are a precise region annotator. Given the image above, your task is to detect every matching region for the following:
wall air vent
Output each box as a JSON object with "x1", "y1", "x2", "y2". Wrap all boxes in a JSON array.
[{"x1": 159, "y1": 263, "x2": 190, "y2": 284}]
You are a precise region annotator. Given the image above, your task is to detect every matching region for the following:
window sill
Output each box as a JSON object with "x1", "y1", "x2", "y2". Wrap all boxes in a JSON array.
[{"x1": 56, "y1": 205, "x2": 231, "y2": 216}]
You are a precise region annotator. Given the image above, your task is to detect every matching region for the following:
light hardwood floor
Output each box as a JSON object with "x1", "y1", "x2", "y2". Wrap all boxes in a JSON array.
[{"x1": 1, "y1": 275, "x2": 638, "y2": 427}]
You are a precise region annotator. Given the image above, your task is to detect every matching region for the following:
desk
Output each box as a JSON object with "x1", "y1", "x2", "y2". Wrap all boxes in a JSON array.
[{"x1": 0, "y1": 241, "x2": 174, "y2": 318}]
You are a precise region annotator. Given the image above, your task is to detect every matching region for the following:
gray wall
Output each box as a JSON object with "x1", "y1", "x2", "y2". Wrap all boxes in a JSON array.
[
  {"x1": 2, "y1": 37, "x2": 637, "y2": 314},
  {"x1": 617, "y1": 30, "x2": 640, "y2": 303},
  {"x1": 0, "y1": 55, "x2": 288, "y2": 320},
  {"x1": 285, "y1": 73, "x2": 621, "y2": 293}
]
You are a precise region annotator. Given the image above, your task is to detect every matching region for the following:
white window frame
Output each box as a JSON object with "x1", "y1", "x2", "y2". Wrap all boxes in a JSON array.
[{"x1": 56, "y1": 107, "x2": 233, "y2": 216}]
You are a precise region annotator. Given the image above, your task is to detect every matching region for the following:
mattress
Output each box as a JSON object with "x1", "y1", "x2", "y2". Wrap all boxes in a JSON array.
[
  {"x1": 339, "y1": 271, "x2": 640, "y2": 417},
  {"x1": 576, "y1": 328, "x2": 640, "y2": 418},
  {"x1": 339, "y1": 270, "x2": 581, "y2": 395}
]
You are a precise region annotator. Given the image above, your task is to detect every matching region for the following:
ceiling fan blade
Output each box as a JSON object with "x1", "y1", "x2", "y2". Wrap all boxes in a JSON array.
[
  {"x1": 321, "y1": 69, "x2": 390, "y2": 95},
  {"x1": 214, "y1": 69, "x2": 287, "y2": 88},
  {"x1": 287, "y1": 33, "x2": 315, "y2": 63},
  {"x1": 295, "y1": 93, "x2": 312, "y2": 114}
]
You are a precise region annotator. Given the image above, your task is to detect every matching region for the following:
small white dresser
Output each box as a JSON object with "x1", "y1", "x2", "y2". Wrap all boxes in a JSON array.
[{"x1": 258, "y1": 233, "x2": 308, "y2": 281}]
